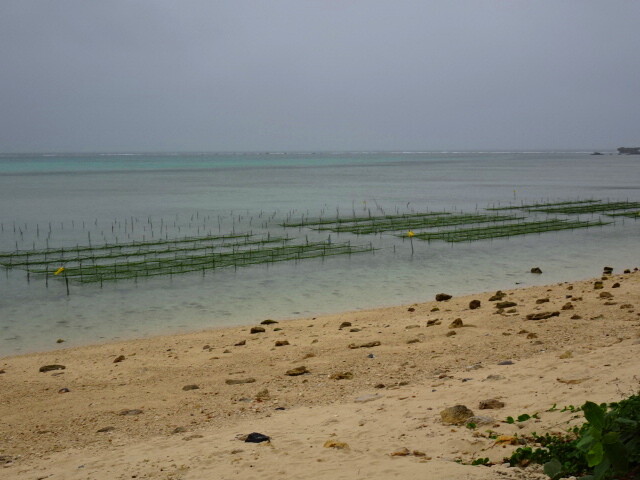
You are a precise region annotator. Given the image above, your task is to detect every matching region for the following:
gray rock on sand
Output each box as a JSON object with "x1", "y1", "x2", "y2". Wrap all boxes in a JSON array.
[
  {"x1": 440, "y1": 405, "x2": 474, "y2": 424},
  {"x1": 467, "y1": 415, "x2": 495, "y2": 425}
]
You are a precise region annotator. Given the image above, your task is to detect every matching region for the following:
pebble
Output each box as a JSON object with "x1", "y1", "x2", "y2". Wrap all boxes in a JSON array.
[
  {"x1": 113, "y1": 355, "x2": 126, "y2": 363},
  {"x1": 355, "y1": 393, "x2": 383, "y2": 403},
  {"x1": 435, "y1": 293, "x2": 452, "y2": 301},
  {"x1": 285, "y1": 366, "x2": 309, "y2": 376},
  {"x1": 324, "y1": 440, "x2": 350, "y2": 449},
  {"x1": 449, "y1": 318, "x2": 463, "y2": 328},
  {"x1": 390, "y1": 447, "x2": 411, "y2": 456},
  {"x1": 118, "y1": 409, "x2": 143, "y2": 416},
  {"x1": 526, "y1": 311, "x2": 560, "y2": 320},
  {"x1": 234, "y1": 340, "x2": 246, "y2": 346},
  {"x1": 440, "y1": 405, "x2": 474, "y2": 424},
  {"x1": 245, "y1": 432, "x2": 271, "y2": 443},
  {"x1": 348, "y1": 341, "x2": 381, "y2": 349},
  {"x1": 489, "y1": 291, "x2": 506, "y2": 301},
  {"x1": 275, "y1": 340, "x2": 290, "y2": 346},
  {"x1": 58, "y1": 387, "x2": 70, "y2": 394},
  {"x1": 469, "y1": 299, "x2": 481, "y2": 309},
  {"x1": 339, "y1": 321, "x2": 352, "y2": 329},
  {"x1": 329, "y1": 371, "x2": 353, "y2": 380},
  {"x1": 467, "y1": 415, "x2": 495, "y2": 425},
  {"x1": 39, "y1": 364, "x2": 66, "y2": 373},
  {"x1": 182, "y1": 384, "x2": 200, "y2": 391},
  {"x1": 261, "y1": 319, "x2": 278, "y2": 325},
  {"x1": 250, "y1": 326, "x2": 265, "y2": 334},
  {"x1": 497, "y1": 360, "x2": 514, "y2": 365},
  {"x1": 226, "y1": 378, "x2": 256, "y2": 385},
  {"x1": 96, "y1": 426, "x2": 115, "y2": 433},
  {"x1": 479, "y1": 399, "x2": 505, "y2": 409}
]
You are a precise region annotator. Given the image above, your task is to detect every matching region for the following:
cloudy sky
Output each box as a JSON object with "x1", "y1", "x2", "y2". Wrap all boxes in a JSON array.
[{"x1": 1, "y1": 1, "x2": 639, "y2": 153}]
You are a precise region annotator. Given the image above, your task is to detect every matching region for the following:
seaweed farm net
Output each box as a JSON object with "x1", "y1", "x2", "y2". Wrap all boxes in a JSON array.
[
  {"x1": 400, "y1": 219, "x2": 610, "y2": 243},
  {"x1": 295, "y1": 213, "x2": 525, "y2": 235},
  {"x1": 607, "y1": 210, "x2": 640, "y2": 218},
  {"x1": 526, "y1": 201, "x2": 640, "y2": 215},
  {"x1": 485, "y1": 199, "x2": 602, "y2": 211},
  {"x1": 0, "y1": 234, "x2": 375, "y2": 284}
]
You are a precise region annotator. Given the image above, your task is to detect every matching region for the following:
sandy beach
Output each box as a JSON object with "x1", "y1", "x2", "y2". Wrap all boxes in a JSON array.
[{"x1": 1, "y1": 267, "x2": 639, "y2": 479}]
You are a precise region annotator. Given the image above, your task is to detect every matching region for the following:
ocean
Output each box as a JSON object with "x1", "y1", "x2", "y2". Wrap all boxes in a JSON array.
[{"x1": 1, "y1": 151, "x2": 638, "y2": 356}]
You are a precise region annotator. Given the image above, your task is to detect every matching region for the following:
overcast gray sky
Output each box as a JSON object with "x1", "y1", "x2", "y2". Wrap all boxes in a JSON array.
[{"x1": 1, "y1": 1, "x2": 638, "y2": 153}]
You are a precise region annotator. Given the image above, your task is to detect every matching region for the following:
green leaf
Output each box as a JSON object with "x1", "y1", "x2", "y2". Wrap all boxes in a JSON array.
[
  {"x1": 577, "y1": 434, "x2": 594, "y2": 450},
  {"x1": 601, "y1": 431, "x2": 619, "y2": 444},
  {"x1": 586, "y1": 441, "x2": 604, "y2": 467},
  {"x1": 506, "y1": 416, "x2": 515, "y2": 424},
  {"x1": 582, "y1": 401, "x2": 605, "y2": 430},
  {"x1": 591, "y1": 457, "x2": 611, "y2": 480},
  {"x1": 543, "y1": 458, "x2": 563, "y2": 479},
  {"x1": 603, "y1": 442, "x2": 629, "y2": 472},
  {"x1": 517, "y1": 413, "x2": 531, "y2": 422}
]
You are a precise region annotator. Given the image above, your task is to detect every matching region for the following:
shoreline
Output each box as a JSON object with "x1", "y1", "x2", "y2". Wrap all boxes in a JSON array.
[
  {"x1": 1, "y1": 268, "x2": 639, "y2": 479},
  {"x1": 2, "y1": 266, "x2": 630, "y2": 359}
]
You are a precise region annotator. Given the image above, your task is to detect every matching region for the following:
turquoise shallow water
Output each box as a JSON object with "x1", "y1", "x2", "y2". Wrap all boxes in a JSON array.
[{"x1": 1, "y1": 152, "x2": 638, "y2": 356}]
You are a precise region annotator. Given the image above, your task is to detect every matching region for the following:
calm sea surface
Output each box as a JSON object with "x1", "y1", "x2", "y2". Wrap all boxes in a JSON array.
[{"x1": 1, "y1": 152, "x2": 638, "y2": 356}]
